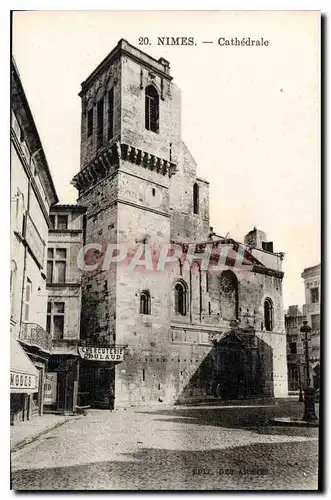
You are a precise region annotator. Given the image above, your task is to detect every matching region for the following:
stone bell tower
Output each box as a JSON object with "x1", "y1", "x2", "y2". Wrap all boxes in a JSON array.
[{"x1": 72, "y1": 39, "x2": 181, "y2": 406}]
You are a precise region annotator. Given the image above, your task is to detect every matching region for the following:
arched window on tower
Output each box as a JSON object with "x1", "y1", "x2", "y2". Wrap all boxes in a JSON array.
[
  {"x1": 145, "y1": 85, "x2": 159, "y2": 133},
  {"x1": 264, "y1": 298, "x2": 274, "y2": 331},
  {"x1": 174, "y1": 281, "x2": 187, "y2": 316},
  {"x1": 140, "y1": 290, "x2": 151, "y2": 315},
  {"x1": 193, "y1": 183, "x2": 199, "y2": 215}
]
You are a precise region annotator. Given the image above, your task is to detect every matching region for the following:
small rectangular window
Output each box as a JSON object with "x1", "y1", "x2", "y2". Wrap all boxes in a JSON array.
[
  {"x1": 108, "y1": 88, "x2": 114, "y2": 140},
  {"x1": 23, "y1": 278, "x2": 31, "y2": 322},
  {"x1": 290, "y1": 342, "x2": 297, "y2": 355},
  {"x1": 53, "y1": 315, "x2": 64, "y2": 339},
  {"x1": 56, "y1": 248, "x2": 67, "y2": 260},
  {"x1": 47, "y1": 261, "x2": 53, "y2": 283},
  {"x1": 49, "y1": 215, "x2": 55, "y2": 229},
  {"x1": 57, "y1": 215, "x2": 68, "y2": 230},
  {"x1": 54, "y1": 302, "x2": 65, "y2": 314},
  {"x1": 87, "y1": 108, "x2": 93, "y2": 137},
  {"x1": 310, "y1": 287, "x2": 319, "y2": 304},
  {"x1": 47, "y1": 301, "x2": 65, "y2": 339},
  {"x1": 25, "y1": 279, "x2": 31, "y2": 302},
  {"x1": 56, "y1": 261, "x2": 66, "y2": 283},
  {"x1": 24, "y1": 303, "x2": 29, "y2": 321},
  {"x1": 47, "y1": 248, "x2": 54, "y2": 259},
  {"x1": 46, "y1": 314, "x2": 51, "y2": 334},
  {"x1": 97, "y1": 98, "x2": 104, "y2": 149},
  {"x1": 311, "y1": 314, "x2": 320, "y2": 331}
]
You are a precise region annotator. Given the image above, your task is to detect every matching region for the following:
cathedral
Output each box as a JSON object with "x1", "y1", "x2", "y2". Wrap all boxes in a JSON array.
[{"x1": 71, "y1": 39, "x2": 288, "y2": 408}]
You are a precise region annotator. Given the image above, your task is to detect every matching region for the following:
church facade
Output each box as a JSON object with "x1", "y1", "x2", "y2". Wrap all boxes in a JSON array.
[{"x1": 72, "y1": 39, "x2": 288, "y2": 407}]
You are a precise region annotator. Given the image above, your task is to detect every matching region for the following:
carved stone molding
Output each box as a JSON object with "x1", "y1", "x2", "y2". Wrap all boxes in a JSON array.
[{"x1": 71, "y1": 142, "x2": 177, "y2": 195}]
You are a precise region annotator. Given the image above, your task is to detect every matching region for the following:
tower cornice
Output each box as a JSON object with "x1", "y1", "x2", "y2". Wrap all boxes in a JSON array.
[
  {"x1": 71, "y1": 141, "x2": 177, "y2": 194},
  {"x1": 79, "y1": 39, "x2": 172, "y2": 97}
]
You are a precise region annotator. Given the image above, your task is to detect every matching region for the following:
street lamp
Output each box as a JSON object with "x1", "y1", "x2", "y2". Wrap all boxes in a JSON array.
[
  {"x1": 300, "y1": 321, "x2": 317, "y2": 423},
  {"x1": 298, "y1": 359, "x2": 303, "y2": 403}
]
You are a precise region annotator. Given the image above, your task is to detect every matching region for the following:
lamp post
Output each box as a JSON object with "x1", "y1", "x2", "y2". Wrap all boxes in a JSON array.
[
  {"x1": 298, "y1": 360, "x2": 303, "y2": 403},
  {"x1": 300, "y1": 321, "x2": 317, "y2": 423}
]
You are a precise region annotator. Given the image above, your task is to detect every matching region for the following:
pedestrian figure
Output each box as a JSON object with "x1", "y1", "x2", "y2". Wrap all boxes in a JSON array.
[
  {"x1": 216, "y1": 382, "x2": 221, "y2": 399},
  {"x1": 109, "y1": 387, "x2": 115, "y2": 411}
]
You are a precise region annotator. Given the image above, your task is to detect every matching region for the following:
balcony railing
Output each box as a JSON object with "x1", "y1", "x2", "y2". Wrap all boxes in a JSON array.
[{"x1": 20, "y1": 322, "x2": 52, "y2": 353}]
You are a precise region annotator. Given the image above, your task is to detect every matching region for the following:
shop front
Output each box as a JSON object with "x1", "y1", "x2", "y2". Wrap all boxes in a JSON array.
[
  {"x1": 45, "y1": 344, "x2": 125, "y2": 413},
  {"x1": 78, "y1": 346, "x2": 125, "y2": 409},
  {"x1": 10, "y1": 336, "x2": 39, "y2": 425},
  {"x1": 45, "y1": 342, "x2": 80, "y2": 415}
]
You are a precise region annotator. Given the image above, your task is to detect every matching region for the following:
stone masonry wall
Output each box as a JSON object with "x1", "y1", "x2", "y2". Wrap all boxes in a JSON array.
[
  {"x1": 80, "y1": 56, "x2": 121, "y2": 168},
  {"x1": 121, "y1": 56, "x2": 181, "y2": 162}
]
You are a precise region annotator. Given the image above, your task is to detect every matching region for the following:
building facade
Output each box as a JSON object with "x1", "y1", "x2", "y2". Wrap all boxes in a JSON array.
[
  {"x1": 302, "y1": 264, "x2": 321, "y2": 388},
  {"x1": 45, "y1": 205, "x2": 86, "y2": 413},
  {"x1": 285, "y1": 264, "x2": 321, "y2": 393},
  {"x1": 71, "y1": 39, "x2": 288, "y2": 408},
  {"x1": 285, "y1": 305, "x2": 305, "y2": 393},
  {"x1": 11, "y1": 59, "x2": 58, "y2": 424}
]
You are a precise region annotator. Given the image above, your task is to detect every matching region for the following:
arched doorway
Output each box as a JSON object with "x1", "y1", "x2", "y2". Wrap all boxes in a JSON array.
[{"x1": 215, "y1": 330, "x2": 260, "y2": 400}]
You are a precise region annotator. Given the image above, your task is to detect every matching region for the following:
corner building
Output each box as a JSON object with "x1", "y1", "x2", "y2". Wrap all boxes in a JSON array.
[{"x1": 72, "y1": 39, "x2": 288, "y2": 407}]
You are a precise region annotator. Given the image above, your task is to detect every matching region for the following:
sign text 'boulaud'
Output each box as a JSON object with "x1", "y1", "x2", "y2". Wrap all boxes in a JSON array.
[{"x1": 78, "y1": 346, "x2": 124, "y2": 362}]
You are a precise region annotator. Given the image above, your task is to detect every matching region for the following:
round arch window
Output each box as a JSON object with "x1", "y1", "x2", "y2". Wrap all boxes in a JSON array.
[{"x1": 220, "y1": 270, "x2": 237, "y2": 295}]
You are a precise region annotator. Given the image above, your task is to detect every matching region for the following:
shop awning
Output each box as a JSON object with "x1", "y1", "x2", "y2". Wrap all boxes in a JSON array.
[{"x1": 10, "y1": 336, "x2": 39, "y2": 394}]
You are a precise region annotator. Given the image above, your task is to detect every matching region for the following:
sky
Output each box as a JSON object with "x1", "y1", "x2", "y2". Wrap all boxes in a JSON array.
[{"x1": 12, "y1": 10, "x2": 320, "y2": 310}]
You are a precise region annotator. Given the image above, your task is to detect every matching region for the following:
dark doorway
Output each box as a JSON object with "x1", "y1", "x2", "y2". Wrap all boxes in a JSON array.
[
  {"x1": 216, "y1": 331, "x2": 260, "y2": 400},
  {"x1": 79, "y1": 363, "x2": 115, "y2": 409}
]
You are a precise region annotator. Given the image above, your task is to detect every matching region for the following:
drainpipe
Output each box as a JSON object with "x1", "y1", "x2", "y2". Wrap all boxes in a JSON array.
[
  {"x1": 17, "y1": 147, "x2": 41, "y2": 419},
  {"x1": 189, "y1": 267, "x2": 192, "y2": 323},
  {"x1": 199, "y1": 265, "x2": 202, "y2": 323},
  {"x1": 19, "y1": 148, "x2": 42, "y2": 334}
]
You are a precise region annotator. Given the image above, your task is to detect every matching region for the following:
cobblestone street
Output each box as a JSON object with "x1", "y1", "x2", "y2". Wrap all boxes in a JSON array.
[{"x1": 11, "y1": 400, "x2": 319, "y2": 491}]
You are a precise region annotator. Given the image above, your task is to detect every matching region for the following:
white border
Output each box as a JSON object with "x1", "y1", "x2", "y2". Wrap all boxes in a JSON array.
[{"x1": 1, "y1": 2, "x2": 328, "y2": 498}]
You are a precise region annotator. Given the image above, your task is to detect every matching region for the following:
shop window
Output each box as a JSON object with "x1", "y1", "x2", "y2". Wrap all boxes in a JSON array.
[{"x1": 145, "y1": 85, "x2": 159, "y2": 133}]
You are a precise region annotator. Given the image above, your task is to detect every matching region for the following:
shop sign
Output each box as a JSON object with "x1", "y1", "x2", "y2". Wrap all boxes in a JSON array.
[
  {"x1": 44, "y1": 372, "x2": 58, "y2": 404},
  {"x1": 78, "y1": 346, "x2": 124, "y2": 362},
  {"x1": 10, "y1": 371, "x2": 38, "y2": 390}
]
